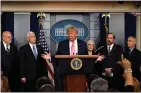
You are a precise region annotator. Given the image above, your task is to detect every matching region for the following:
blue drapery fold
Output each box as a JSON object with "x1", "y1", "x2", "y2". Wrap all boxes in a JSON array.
[
  {"x1": 124, "y1": 13, "x2": 136, "y2": 49},
  {"x1": 30, "y1": 12, "x2": 40, "y2": 38},
  {"x1": 1, "y1": 12, "x2": 14, "y2": 43},
  {"x1": 97, "y1": 13, "x2": 109, "y2": 48}
]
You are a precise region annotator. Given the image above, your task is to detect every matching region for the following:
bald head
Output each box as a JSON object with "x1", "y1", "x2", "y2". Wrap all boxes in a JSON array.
[
  {"x1": 2, "y1": 31, "x2": 12, "y2": 44},
  {"x1": 27, "y1": 31, "x2": 36, "y2": 44}
]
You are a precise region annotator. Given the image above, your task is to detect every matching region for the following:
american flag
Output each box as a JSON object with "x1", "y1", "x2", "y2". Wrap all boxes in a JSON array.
[{"x1": 37, "y1": 29, "x2": 55, "y2": 87}]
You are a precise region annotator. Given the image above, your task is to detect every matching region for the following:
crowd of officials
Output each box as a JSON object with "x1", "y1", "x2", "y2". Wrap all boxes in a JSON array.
[{"x1": 1, "y1": 26, "x2": 141, "y2": 92}]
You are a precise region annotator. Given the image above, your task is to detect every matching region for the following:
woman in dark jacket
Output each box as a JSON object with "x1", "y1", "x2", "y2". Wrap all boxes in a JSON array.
[{"x1": 87, "y1": 40, "x2": 104, "y2": 77}]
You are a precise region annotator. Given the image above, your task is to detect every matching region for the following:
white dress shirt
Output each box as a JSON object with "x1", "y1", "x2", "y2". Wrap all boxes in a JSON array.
[
  {"x1": 69, "y1": 39, "x2": 78, "y2": 55},
  {"x1": 3, "y1": 41, "x2": 10, "y2": 51},
  {"x1": 29, "y1": 43, "x2": 38, "y2": 55},
  {"x1": 107, "y1": 44, "x2": 114, "y2": 52}
]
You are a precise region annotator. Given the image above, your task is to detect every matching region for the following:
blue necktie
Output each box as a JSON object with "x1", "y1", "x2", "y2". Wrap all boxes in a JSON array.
[{"x1": 33, "y1": 45, "x2": 37, "y2": 59}]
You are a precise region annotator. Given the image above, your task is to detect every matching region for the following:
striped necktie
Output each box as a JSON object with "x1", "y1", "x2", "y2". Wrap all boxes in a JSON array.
[{"x1": 33, "y1": 45, "x2": 37, "y2": 59}]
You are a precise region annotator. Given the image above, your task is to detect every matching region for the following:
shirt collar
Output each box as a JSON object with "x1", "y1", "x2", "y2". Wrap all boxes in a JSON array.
[
  {"x1": 69, "y1": 39, "x2": 77, "y2": 43},
  {"x1": 129, "y1": 47, "x2": 135, "y2": 51},
  {"x1": 107, "y1": 44, "x2": 114, "y2": 48},
  {"x1": 3, "y1": 41, "x2": 10, "y2": 47},
  {"x1": 29, "y1": 43, "x2": 36, "y2": 47}
]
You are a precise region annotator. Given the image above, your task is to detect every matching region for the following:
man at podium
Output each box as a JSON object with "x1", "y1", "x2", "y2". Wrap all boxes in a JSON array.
[{"x1": 56, "y1": 25, "x2": 88, "y2": 91}]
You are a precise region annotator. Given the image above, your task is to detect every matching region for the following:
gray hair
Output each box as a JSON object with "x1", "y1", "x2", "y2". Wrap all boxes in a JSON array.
[
  {"x1": 27, "y1": 31, "x2": 35, "y2": 38},
  {"x1": 90, "y1": 77, "x2": 108, "y2": 92},
  {"x1": 87, "y1": 40, "x2": 95, "y2": 46}
]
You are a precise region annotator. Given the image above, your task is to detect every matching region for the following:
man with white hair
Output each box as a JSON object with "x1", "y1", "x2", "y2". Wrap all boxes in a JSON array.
[
  {"x1": 19, "y1": 31, "x2": 50, "y2": 92},
  {"x1": 124, "y1": 36, "x2": 141, "y2": 81}
]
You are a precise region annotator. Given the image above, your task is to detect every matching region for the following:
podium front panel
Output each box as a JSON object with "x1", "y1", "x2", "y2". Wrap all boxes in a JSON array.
[{"x1": 57, "y1": 58, "x2": 94, "y2": 74}]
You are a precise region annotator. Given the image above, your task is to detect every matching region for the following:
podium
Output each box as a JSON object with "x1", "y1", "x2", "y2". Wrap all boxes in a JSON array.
[{"x1": 55, "y1": 55, "x2": 98, "y2": 92}]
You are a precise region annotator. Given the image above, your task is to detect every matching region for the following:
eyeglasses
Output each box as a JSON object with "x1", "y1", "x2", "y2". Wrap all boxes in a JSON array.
[
  {"x1": 88, "y1": 44, "x2": 94, "y2": 46},
  {"x1": 6, "y1": 36, "x2": 13, "y2": 39}
]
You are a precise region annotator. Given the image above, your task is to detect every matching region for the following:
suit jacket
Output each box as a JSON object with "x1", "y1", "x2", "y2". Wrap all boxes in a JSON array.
[
  {"x1": 55, "y1": 39, "x2": 88, "y2": 74},
  {"x1": 1, "y1": 41, "x2": 17, "y2": 77},
  {"x1": 124, "y1": 48, "x2": 141, "y2": 81},
  {"x1": 56, "y1": 39, "x2": 88, "y2": 55},
  {"x1": 97, "y1": 44, "x2": 122, "y2": 75},
  {"x1": 19, "y1": 44, "x2": 48, "y2": 80}
]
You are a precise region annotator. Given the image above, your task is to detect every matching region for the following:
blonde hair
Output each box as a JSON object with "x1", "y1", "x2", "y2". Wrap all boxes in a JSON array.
[
  {"x1": 67, "y1": 26, "x2": 77, "y2": 32},
  {"x1": 1, "y1": 76, "x2": 10, "y2": 92}
]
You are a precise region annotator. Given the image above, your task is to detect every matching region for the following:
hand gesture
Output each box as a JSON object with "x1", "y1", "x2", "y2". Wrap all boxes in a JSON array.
[
  {"x1": 41, "y1": 53, "x2": 51, "y2": 60},
  {"x1": 118, "y1": 54, "x2": 131, "y2": 70},
  {"x1": 96, "y1": 54, "x2": 105, "y2": 61}
]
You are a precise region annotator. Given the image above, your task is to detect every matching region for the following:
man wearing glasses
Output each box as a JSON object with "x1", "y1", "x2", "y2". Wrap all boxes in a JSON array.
[
  {"x1": 1, "y1": 31, "x2": 17, "y2": 91},
  {"x1": 124, "y1": 36, "x2": 141, "y2": 82}
]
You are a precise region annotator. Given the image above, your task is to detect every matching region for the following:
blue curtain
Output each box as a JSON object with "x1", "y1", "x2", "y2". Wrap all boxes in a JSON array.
[
  {"x1": 30, "y1": 12, "x2": 40, "y2": 38},
  {"x1": 1, "y1": 12, "x2": 14, "y2": 43},
  {"x1": 124, "y1": 13, "x2": 136, "y2": 49}
]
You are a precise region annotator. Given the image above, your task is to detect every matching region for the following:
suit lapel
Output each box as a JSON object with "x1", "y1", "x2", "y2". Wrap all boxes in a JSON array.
[
  {"x1": 67, "y1": 40, "x2": 70, "y2": 55},
  {"x1": 109, "y1": 44, "x2": 116, "y2": 55},
  {"x1": 27, "y1": 44, "x2": 36, "y2": 60},
  {"x1": 129, "y1": 48, "x2": 135, "y2": 57},
  {"x1": 77, "y1": 39, "x2": 82, "y2": 55}
]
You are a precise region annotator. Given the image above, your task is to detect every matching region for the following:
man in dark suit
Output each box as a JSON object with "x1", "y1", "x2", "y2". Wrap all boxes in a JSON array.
[
  {"x1": 56, "y1": 26, "x2": 88, "y2": 91},
  {"x1": 97, "y1": 33, "x2": 123, "y2": 90},
  {"x1": 56, "y1": 26, "x2": 88, "y2": 55},
  {"x1": 19, "y1": 31, "x2": 50, "y2": 92},
  {"x1": 124, "y1": 36, "x2": 141, "y2": 81},
  {"x1": 1, "y1": 31, "x2": 17, "y2": 91}
]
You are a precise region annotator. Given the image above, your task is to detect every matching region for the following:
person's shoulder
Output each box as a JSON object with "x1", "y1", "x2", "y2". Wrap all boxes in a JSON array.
[
  {"x1": 77, "y1": 39, "x2": 86, "y2": 44},
  {"x1": 10, "y1": 43, "x2": 17, "y2": 48},
  {"x1": 58, "y1": 39, "x2": 69, "y2": 44},
  {"x1": 19, "y1": 44, "x2": 29, "y2": 50},
  {"x1": 115, "y1": 44, "x2": 122, "y2": 49},
  {"x1": 115, "y1": 44, "x2": 121, "y2": 47},
  {"x1": 134, "y1": 48, "x2": 141, "y2": 54}
]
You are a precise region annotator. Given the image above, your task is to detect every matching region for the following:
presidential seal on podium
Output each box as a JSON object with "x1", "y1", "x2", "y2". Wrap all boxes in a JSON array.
[{"x1": 70, "y1": 58, "x2": 82, "y2": 70}]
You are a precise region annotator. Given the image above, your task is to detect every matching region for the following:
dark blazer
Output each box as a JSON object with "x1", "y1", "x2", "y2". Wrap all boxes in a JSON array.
[
  {"x1": 124, "y1": 48, "x2": 141, "y2": 81},
  {"x1": 19, "y1": 44, "x2": 48, "y2": 81},
  {"x1": 56, "y1": 39, "x2": 88, "y2": 55},
  {"x1": 98, "y1": 44, "x2": 122, "y2": 69},
  {"x1": 1, "y1": 41, "x2": 17, "y2": 77},
  {"x1": 96, "y1": 44, "x2": 123, "y2": 91}
]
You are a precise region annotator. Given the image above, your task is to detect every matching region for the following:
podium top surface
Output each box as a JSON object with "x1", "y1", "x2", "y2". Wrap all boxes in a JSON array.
[{"x1": 55, "y1": 55, "x2": 98, "y2": 59}]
